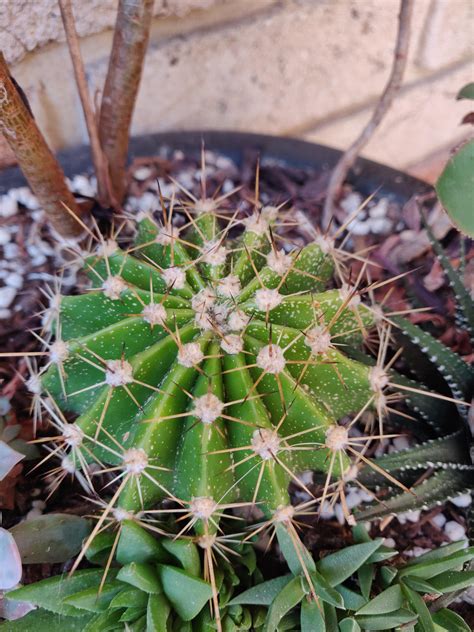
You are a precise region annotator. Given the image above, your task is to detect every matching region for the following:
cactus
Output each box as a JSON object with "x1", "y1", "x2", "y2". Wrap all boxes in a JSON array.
[{"x1": 4, "y1": 181, "x2": 473, "y2": 628}]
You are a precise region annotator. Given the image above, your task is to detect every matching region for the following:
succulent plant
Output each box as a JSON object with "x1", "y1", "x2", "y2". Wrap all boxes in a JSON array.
[
  {"x1": 5, "y1": 522, "x2": 473, "y2": 631},
  {"x1": 3, "y1": 182, "x2": 473, "y2": 628}
]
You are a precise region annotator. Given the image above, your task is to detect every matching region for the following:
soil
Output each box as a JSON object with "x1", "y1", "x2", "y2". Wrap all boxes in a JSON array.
[{"x1": 0, "y1": 146, "x2": 472, "y2": 623}]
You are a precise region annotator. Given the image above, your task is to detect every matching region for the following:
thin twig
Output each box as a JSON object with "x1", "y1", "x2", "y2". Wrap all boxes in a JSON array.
[
  {"x1": 0, "y1": 52, "x2": 83, "y2": 238},
  {"x1": 322, "y1": 0, "x2": 415, "y2": 229},
  {"x1": 99, "y1": 0, "x2": 154, "y2": 204},
  {"x1": 58, "y1": 0, "x2": 117, "y2": 209}
]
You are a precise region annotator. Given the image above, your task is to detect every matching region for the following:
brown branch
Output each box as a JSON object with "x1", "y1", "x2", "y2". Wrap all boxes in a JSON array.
[
  {"x1": 58, "y1": 0, "x2": 117, "y2": 209},
  {"x1": 0, "y1": 52, "x2": 83, "y2": 238},
  {"x1": 322, "y1": 0, "x2": 415, "y2": 229},
  {"x1": 99, "y1": 0, "x2": 154, "y2": 204}
]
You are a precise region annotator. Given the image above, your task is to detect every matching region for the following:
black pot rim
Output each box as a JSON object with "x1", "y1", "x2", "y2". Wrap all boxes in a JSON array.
[{"x1": 0, "y1": 130, "x2": 432, "y2": 203}]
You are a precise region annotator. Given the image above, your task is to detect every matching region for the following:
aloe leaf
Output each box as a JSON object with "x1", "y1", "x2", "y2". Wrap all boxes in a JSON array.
[
  {"x1": 10, "y1": 514, "x2": 90, "y2": 564},
  {"x1": 263, "y1": 576, "x2": 306, "y2": 632},
  {"x1": 157, "y1": 564, "x2": 212, "y2": 621},
  {"x1": 436, "y1": 139, "x2": 474, "y2": 237},
  {"x1": 317, "y1": 539, "x2": 383, "y2": 586}
]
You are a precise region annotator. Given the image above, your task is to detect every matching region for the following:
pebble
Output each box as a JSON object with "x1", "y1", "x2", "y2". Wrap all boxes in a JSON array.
[
  {"x1": 340, "y1": 192, "x2": 363, "y2": 215},
  {"x1": 369, "y1": 217, "x2": 392, "y2": 234},
  {"x1": 0, "y1": 194, "x2": 18, "y2": 218},
  {"x1": 5, "y1": 273, "x2": 23, "y2": 290},
  {"x1": 392, "y1": 436, "x2": 411, "y2": 451},
  {"x1": 9, "y1": 187, "x2": 39, "y2": 210},
  {"x1": 0, "y1": 287, "x2": 16, "y2": 309},
  {"x1": 0, "y1": 227, "x2": 10, "y2": 246},
  {"x1": 133, "y1": 167, "x2": 153, "y2": 181},
  {"x1": 71, "y1": 174, "x2": 95, "y2": 197},
  {"x1": 397, "y1": 509, "x2": 420, "y2": 524},
  {"x1": 451, "y1": 493, "x2": 472, "y2": 508},
  {"x1": 383, "y1": 537, "x2": 396, "y2": 548},
  {"x1": 319, "y1": 501, "x2": 335, "y2": 519},
  {"x1": 430, "y1": 513, "x2": 447, "y2": 528},
  {"x1": 3, "y1": 243, "x2": 19, "y2": 260},
  {"x1": 369, "y1": 198, "x2": 389, "y2": 218},
  {"x1": 137, "y1": 192, "x2": 158, "y2": 213},
  {"x1": 444, "y1": 520, "x2": 466, "y2": 542},
  {"x1": 345, "y1": 490, "x2": 362, "y2": 509},
  {"x1": 0, "y1": 397, "x2": 11, "y2": 416},
  {"x1": 0, "y1": 309, "x2": 12, "y2": 320},
  {"x1": 407, "y1": 546, "x2": 431, "y2": 558}
]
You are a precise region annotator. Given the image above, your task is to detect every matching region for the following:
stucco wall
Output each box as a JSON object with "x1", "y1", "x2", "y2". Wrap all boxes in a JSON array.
[{"x1": 1, "y1": 0, "x2": 473, "y2": 178}]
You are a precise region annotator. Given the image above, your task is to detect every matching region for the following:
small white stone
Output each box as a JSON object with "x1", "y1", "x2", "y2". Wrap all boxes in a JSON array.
[
  {"x1": 334, "y1": 503, "x2": 345, "y2": 525},
  {"x1": 392, "y1": 436, "x2": 411, "y2": 451},
  {"x1": 319, "y1": 500, "x2": 335, "y2": 519},
  {"x1": 383, "y1": 537, "x2": 396, "y2": 548},
  {"x1": 221, "y1": 334, "x2": 243, "y2": 355},
  {"x1": 255, "y1": 287, "x2": 282, "y2": 312},
  {"x1": 0, "y1": 308, "x2": 11, "y2": 319},
  {"x1": 3, "y1": 243, "x2": 19, "y2": 260},
  {"x1": 5, "y1": 272, "x2": 23, "y2": 289},
  {"x1": 142, "y1": 303, "x2": 167, "y2": 326},
  {"x1": 105, "y1": 359, "x2": 134, "y2": 387},
  {"x1": 256, "y1": 344, "x2": 286, "y2": 374},
  {"x1": 216, "y1": 274, "x2": 241, "y2": 298},
  {"x1": 340, "y1": 192, "x2": 363, "y2": 215},
  {"x1": 192, "y1": 393, "x2": 224, "y2": 424},
  {"x1": 178, "y1": 342, "x2": 204, "y2": 368},
  {"x1": 431, "y1": 513, "x2": 447, "y2": 528},
  {"x1": 102, "y1": 275, "x2": 127, "y2": 300},
  {"x1": 411, "y1": 546, "x2": 431, "y2": 557},
  {"x1": 251, "y1": 428, "x2": 280, "y2": 460},
  {"x1": 345, "y1": 490, "x2": 362, "y2": 509},
  {"x1": 0, "y1": 287, "x2": 16, "y2": 308},
  {"x1": 370, "y1": 217, "x2": 392, "y2": 234},
  {"x1": 161, "y1": 266, "x2": 186, "y2": 290},
  {"x1": 451, "y1": 493, "x2": 472, "y2": 508},
  {"x1": 133, "y1": 167, "x2": 153, "y2": 181},
  {"x1": 0, "y1": 227, "x2": 10, "y2": 246},
  {"x1": 72, "y1": 174, "x2": 96, "y2": 197},
  {"x1": 138, "y1": 192, "x2": 158, "y2": 213},
  {"x1": 0, "y1": 194, "x2": 18, "y2": 218},
  {"x1": 369, "y1": 198, "x2": 389, "y2": 218},
  {"x1": 399, "y1": 510, "x2": 420, "y2": 524},
  {"x1": 266, "y1": 249, "x2": 292, "y2": 276}
]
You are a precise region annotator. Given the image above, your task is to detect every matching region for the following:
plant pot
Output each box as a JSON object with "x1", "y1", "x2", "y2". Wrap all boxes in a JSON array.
[{"x1": 0, "y1": 130, "x2": 432, "y2": 205}]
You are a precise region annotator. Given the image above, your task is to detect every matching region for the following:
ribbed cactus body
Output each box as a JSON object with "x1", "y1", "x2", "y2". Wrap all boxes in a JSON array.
[{"x1": 42, "y1": 207, "x2": 379, "y2": 529}]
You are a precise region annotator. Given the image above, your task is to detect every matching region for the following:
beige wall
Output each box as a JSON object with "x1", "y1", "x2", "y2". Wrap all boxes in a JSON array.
[{"x1": 1, "y1": 0, "x2": 473, "y2": 177}]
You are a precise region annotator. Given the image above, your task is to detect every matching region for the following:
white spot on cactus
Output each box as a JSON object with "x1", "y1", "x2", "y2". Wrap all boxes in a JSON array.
[
  {"x1": 192, "y1": 287, "x2": 216, "y2": 313},
  {"x1": 102, "y1": 275, "x2": 127, "y2": 300},
  {"x1": 97, "y1": 239, "x2": 118, "y2": 257},
  {"x1": 49, "y1": 340, "x2": 69, "y2": 364},
  {"x1": 193, "y1": 393, "x2": 224, "y2": 424},
  {"x1": 105, "y1": 359, "x2": 134, "y2": 387},
  {"x1": 266, "y1": 249, "x2": 292, "y2": 276},
  {"x1": 343, "y1": 464, "x2": 359, "y2": 482},
  {"x1": 190, "y1": 496, "x2": 217, "y2": 520},
  {"x1": 325, "y1": 425, "x2": 349, "y2": 451},
  {"x1": 273, "y1": 504, "x2": 295, "y2": 524},
  {"x1": 202, "y1": 241, "x2": 228, "y2": 267},
  {"x1": 142, "y1": 303, "x2": 167, "y2": 326},
  {"x1": 261, "y1": 205, "x2": 279, "y2": 221},
  {"x1": 194, "y1": 198, "x2": 217, "y2": 214},
  {"x1": 314, "y1": 233, "x2": 335, "y2": 255},
  {"x1": 123, "y1": 448, "x2": 148, "y2": 475},
  {"x1": 251, "y1": 428, "x2": 280, "y2": 460},
  {"x1": 63, "y1": 424, "x2": 84, "y2": 447},
  {"x1": 178, "y1": 342, "x2": 204, "y2": 367},
  {"x1": 216, "y1": 274, "x2": 241, "y2": 298},
  {"x1": 228, "y1": 308, "x2": 250, "y2": 332},
  {"x1": 161, "y1": 266, "x2": 186, "y2": 290},
  {"x1": 61, "y1": 455, "x2": 77, "y2": 474},
  {"x1": 197, "y1": 534, "x2": 216, "y2": 549},
  {"x1": 339, "y1": 283, "x2": 361, "y2": 308},
  {"x1": 26, "y1": 374, "x2": 42, "y2": 395},
  {"x1": 243, "y1": 212, "x2": 269, "y2": 235},
  {"x1": 369, "y1": 366, "x2": 389, "y2": 392},
  {"x1": 113, "y1": 508, "x2": 135, "y2": 522},
  {"x1": 156, "y1": 225, "x2": 179, "y2": 246},
  {"x1": 305, "y1": 325, "x2": 332, "y2": 355},
  {"x1": 256, "y1": 344, "x2": 286, "y2": 374},
  {"x1": 255, "y1": 287, "x2": 282, "y2": 312},
  {"x1": 221, "y1": 334, "x2": 243, "y2": 355}
]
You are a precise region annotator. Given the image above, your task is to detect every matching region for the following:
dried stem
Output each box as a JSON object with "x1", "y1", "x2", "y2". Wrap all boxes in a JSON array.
[
  {"x1": 0, "y1": 52, "x2": 83, "y2": 238},
  {"x1": 99, "y1": 0, "x2": 154, "y2": 203},
  {"x1": 58, "y1": 0, "x2": 117, "y2": 209},
  {"x1": 322, "y1": 0, "x2": 415, "y2": 229}
]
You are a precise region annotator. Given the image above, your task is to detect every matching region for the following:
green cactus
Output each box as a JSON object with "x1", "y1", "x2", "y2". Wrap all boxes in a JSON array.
[{"x1": 5, "y1": 187, "x2": 473, "y2": 629}]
